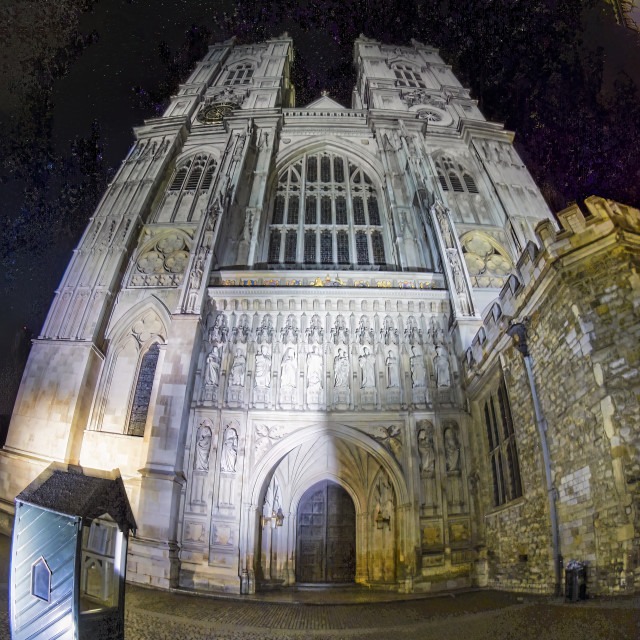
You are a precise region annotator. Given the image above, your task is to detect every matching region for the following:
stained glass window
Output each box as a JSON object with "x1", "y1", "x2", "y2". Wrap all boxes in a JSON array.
[
  {"x1": 304, "y1": 231, "x2": 316, "y2": 264},
  {"x1": 321, "y1": 197, "x2": 332, "y2": 225},
  {"x1": 127, "y1": 343, "x2": 160, "y2": 437},
  {"x1": 267, "y1": 152, "x2": 388, "y2": 267},
  {"x1": 356, "y1": 231, "x2": 368, "y2": 264}
]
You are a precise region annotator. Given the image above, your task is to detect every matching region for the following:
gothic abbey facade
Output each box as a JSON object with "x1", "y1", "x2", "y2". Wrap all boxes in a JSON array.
[{"x1": 1, "y1": 36, "x2": 638, "y2": 596}]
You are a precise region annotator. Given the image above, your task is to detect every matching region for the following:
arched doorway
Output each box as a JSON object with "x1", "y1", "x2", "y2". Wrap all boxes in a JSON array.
[{"x1": 296, "y1": 480, "x2": 355, "y2": 583}]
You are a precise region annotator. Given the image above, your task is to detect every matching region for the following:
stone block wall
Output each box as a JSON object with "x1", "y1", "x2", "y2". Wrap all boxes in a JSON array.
[{"x1": 465, "y1": 197, "x2": 640, "y2": 595}]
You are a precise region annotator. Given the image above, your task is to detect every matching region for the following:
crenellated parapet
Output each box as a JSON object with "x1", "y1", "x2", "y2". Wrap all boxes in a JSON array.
[{"x1": 464, "y1": 196, "x2": 640, "y2": 377}]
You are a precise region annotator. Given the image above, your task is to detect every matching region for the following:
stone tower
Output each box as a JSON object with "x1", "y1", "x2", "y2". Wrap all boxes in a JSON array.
[{"x1": 0, "y1": 35, "x2": 570, "y2": 595}]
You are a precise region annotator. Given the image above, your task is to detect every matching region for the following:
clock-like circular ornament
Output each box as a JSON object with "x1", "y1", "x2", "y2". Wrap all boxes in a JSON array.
[{"x1": 197, "y1": 102, "x2": 235, "y2": 124}]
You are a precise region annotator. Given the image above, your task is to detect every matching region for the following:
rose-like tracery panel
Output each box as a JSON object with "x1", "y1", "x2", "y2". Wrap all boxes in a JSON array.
[{"x1": 460, "y1": 232, "x2": 513, "y2": 288}]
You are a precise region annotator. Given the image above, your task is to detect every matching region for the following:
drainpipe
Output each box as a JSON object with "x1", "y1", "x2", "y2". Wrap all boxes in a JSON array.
[{"x1": 506, "y1": 321, "x2": 562, "y2": 596}]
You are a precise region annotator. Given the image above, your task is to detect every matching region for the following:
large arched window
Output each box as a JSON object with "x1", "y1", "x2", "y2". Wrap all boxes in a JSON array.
[{"x1": 267, "y1": 152, "x2": 388, "y2": 268}]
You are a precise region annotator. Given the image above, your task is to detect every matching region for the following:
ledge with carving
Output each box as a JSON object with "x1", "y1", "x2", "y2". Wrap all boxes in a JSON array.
[{"x1": 210, "y1": 269, "x2": 446, "y2": 291}]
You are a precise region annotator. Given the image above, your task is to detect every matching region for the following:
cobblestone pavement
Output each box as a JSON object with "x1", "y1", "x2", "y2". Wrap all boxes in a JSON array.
[{"x1": 0, "y1": 530, "x2": 638, "y2": 640}]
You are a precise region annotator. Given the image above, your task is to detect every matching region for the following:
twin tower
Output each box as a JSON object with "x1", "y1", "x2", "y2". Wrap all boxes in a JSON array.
[{"x1": 1, "y1": 35, "x2": 558, "y2": 594}]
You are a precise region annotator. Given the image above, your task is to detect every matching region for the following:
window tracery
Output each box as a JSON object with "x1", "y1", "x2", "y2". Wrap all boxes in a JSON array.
[
  {"x1": 392, "y1": 63, "x2": 427, "y2": 88},
  {"x1": 435, "y1": 156, "x2": 478, "y2": 194},
  {"x1": 223, "y1": 63, "x2": 254, "y2": 86},
  {"x1": 267, "y1": 152, "x2": 388, "y2": 268}
]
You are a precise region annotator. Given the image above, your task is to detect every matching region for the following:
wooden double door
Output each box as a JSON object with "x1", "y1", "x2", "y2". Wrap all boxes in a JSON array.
[{"x1": 296, "y1": 480, "x2": 356, "y2": 583}]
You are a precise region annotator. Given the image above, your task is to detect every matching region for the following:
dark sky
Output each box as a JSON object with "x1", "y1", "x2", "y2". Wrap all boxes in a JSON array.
[{"x1": 1, "y1": 0, "x2": 639, "y2": 419}]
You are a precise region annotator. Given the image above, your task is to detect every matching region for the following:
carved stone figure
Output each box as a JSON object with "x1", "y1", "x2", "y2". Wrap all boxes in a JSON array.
[
  {"x1": 417, "y1": 423, "x2": 435, "y2": 473},
  {"x1": 255, "y1": 344, "x2": 272, "y2": 389},
  {"x1": 221, "y1": 426, "x2": 238, "y2": 473},
  {"x1": 432, "y1": 202, "x2": 454, "y2": 248},
  {"x1": 307, "y1": 345, "x2": 323, "y2": 388},
  {"x1": 448, "y1": 250, "x2": 466, "y2": 294},
  {"x1": 205, "y1": 344, "x2": 222, "y2": 387},
  {"x1": 444, "y1": 426, "x2": 460, "y2": 472},
  {"x1": 229, "y1": 350, "x2": 246, "y2": 387},
  {"x1": 280, "y1": 347, "x2": 297, "y2": 388},
  {"x1": 428, "y1": 317, "x2": 444, "y2": 346},
  {"x1": 334, "y1": 348, "x2": 350, "y2": 388},
  {"x1": 385, "y1": 350, "x2": 400, "y2": 388},
  {"x1": 189, "y1": 250, "x2": 205, "y2": 290},
  {"x1": 358, "y1": 347, "x2": 376, "y2": 388},
  {"x1": 434, "y1": 345, "x2": 451, "y2": 388},
  {"x1": 194, "y1": 423, "x2": 212, "y2": 471},
  {"x1": 377, "y1": 425, "x2": 402, "y2": 460},
  {"x1": 410, "y1": 346, "x2": 426, "y2": 388}
]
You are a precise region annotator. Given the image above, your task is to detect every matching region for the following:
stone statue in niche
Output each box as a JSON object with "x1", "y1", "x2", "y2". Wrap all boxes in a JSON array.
[
  {"x1": 434, "y1": 345, "x2": 451, "y2": 388},
  {"x1": 358, "y1": 346, "x2": 376, "y2": 388},
  {"x1": 444, "y1": 426, "x2": 460, "y2": 472},
  {"x1": 431, "y1": 202, "x2": 454, "y2": 248},
  {"x1": 410, "y1": 346, "x2": 426, "y2": 388},
  {"x1": 229, "y1": 348, "x2": 246, "y2": 387},
  {"x1": 333, "y1": 348, "x2": 350, "y2": 388},
  {"x1": 385, "y1": 350, "x2": 400, "y2": 388},
  {"x1": 417, "y1": 423, "x2": 435, "y2": 474},
  {"x1": 428, "y1": 317, "x2": 445, "y2": 346},
  {"x1": 254, "y1": 344, "x2": 272, "y2": 389},
  {"x1": 209, "y1": 313, "x2": 228, "y2": 344},
  {"x1": 194, "y1": 423, "x2": 212, "y2": 471},
  {"x1": 448, "y1": 250, "x2": 467, "y2": 294},
  {"x1": 280, "y1": 347, "x2": 297, "y2": 389},
  {"x1": 205, "y1": 343, "x2": 222, "y2": 387},
  {"x1": 306, "y1": 345, "x2": 323, "y2": 389},
  {"x1": 221, "y1": 426, "x2": 238, "y2": 473},
  {"x1": 331, "y1": 315, "x2": 349, "y2": 344}
]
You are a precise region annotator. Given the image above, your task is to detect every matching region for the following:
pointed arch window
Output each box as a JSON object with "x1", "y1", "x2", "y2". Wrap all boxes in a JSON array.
[
  {"x1": 167, "y1": 155, "x2": 217, "y2": 194},
  {"x1": 484, "y1": 379, "x2": 522, "y2": 506},
  {"x1": 267, "y1": 151, "x2": 388, "y2": 268},
  {"x1": 127, "y1": 343, "x2": 160, "y2": 437}
]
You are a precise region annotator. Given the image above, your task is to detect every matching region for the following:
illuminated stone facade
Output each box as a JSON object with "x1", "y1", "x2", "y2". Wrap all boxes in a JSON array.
[{"x1": 1, "y1": 36, "x2": 637, "y2": 596}]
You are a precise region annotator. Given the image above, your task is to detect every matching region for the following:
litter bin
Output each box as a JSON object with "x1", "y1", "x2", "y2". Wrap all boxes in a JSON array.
[{"x1": 564, "y1": 559, "x2": 587, "y2": 602}]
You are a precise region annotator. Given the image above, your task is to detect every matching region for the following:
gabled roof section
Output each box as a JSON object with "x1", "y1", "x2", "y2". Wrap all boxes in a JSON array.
[
  {"x1": 17, "y1": 463, "x2": 137, "y2": 535},
  {"x1": 304, "y1": 95, "x2": 347, "y2": 110}
]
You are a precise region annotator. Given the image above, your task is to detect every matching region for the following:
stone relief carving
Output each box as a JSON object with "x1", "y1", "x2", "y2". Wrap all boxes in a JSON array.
[
  {"x1": 356, "y1": 316, "x2": 375, "y2": 345},
  {"x1": 229, "y1": 348, "x2": 247, "y2": 387},
  {"x1": 131, "y1": 312, "x2": 163, "y2": 345},
  {"x1": 221, "y1": 426, "x2": 238, "y2": 473},
  {"x1": 254, "y1": 423, "x2": 286, "y2": 460},
  {"x1": 306, "y1": 314, "x2": 324, "y2": 344},
  {"x1": 447, "y1": 249, "x2": 467, "y2": 295},
  {"x1": 461, "y1": 233, "x2": 513, "y2": 288},
  {"x1": 130, "y1": 230, "x2": 192, "y2": 287},
  {"x1": 401, "y1": 89, "x2": 446, "y2": 110},
  {"x1": 331, "y1": 315, "x2": 349, "y2": 344},
  {"x1": 375, "y1": 425, "x2": 403, "y2": 461}
]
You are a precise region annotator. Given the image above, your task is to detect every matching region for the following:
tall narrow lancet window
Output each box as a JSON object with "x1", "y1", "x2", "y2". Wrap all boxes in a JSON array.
[
  {"x1": 267, "y1": 152, "x2": 388, "y2": 268},
  {"x1": 484, "y1": 379, "x2": 522, "y2": 506},
  {"x1": 127, "y1": 343, "x2": 160, "y2": 437}
]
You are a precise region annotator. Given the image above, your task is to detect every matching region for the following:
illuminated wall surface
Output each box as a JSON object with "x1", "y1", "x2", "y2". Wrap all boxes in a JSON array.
[{"x1": 1, "y1": 37, "x2": 638, "y2": 596}]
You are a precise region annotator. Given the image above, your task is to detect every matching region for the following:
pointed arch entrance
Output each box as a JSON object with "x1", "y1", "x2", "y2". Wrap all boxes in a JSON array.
[{"x1": 296, "y1": 480, "x2": 356, "y2": 583}]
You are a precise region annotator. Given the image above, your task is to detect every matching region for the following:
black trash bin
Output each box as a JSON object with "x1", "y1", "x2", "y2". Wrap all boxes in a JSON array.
[{"x1": 564, "y1": 560, "x2": 587, "y2": 602}]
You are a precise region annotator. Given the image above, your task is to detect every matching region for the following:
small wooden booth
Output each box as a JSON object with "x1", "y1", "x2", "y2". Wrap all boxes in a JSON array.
[{"x1": 10, "y1": 464, "x2": 136, "y2": 640}]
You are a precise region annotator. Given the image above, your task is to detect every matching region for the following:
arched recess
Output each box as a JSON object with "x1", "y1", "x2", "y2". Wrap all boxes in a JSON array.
[
  {"x1": 90, "y1": 297, "x2": 171, "y2": 435},
  {"x1": 243, "y1": 423, "x2": 412, "y2": 590},
  {"x1": 459, "y1": 231, "x2": 514, "y2": 289},
  {"x1": 257, "y1": 139, "x2": 399, "y2": 269}
]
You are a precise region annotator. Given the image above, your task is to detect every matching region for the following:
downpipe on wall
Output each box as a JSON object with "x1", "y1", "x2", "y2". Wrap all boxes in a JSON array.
[{"x1": 507, "y1": 320, "x2": 563, "y2": 596}]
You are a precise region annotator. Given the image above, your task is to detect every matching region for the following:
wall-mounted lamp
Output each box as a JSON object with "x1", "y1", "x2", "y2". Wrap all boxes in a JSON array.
[
  {"x1": 375, "y1": 511, "x2": 390, "y2": 530},
  {"x1": 261, "y1": 508, "x2": 285, "y2": 529}
]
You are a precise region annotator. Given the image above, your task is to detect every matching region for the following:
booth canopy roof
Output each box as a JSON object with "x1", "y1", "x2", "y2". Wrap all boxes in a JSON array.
[{"x1": 16, "y1": 464, "x2": 137, "y2": 535}]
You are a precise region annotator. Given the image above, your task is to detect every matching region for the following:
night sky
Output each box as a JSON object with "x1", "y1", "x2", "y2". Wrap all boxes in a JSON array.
[{"x1": 1, "y1": 0, "x2": 639, "y2": 422}]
